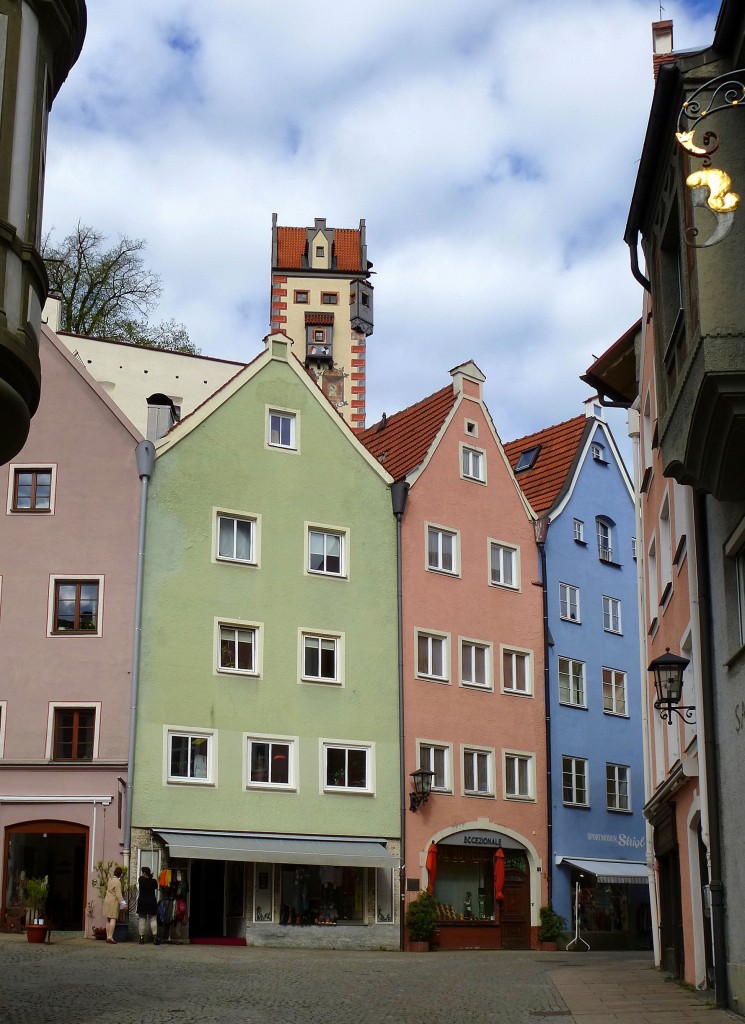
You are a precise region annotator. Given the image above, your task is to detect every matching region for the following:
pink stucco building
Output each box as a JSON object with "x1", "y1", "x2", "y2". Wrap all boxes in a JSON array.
[
  {"x1": 360, "y1": 361, "x2": 547, "y2": 950},
  {"x1": 0, "y1": 326, "x2": 142, "y2": 932}
]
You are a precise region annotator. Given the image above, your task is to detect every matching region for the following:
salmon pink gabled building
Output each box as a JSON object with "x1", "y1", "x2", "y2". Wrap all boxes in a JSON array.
[{"x1": 360, "y1": 361, "x2": 547, "y2": 951}]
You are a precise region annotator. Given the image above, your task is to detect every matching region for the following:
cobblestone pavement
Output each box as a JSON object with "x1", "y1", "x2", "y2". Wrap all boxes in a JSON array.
[{"x1": 0, "y1": 937, "x2": 737, "y2": 1024}]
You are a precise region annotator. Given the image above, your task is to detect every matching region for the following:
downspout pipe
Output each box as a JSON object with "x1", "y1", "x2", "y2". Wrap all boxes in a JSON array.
[
  {"x1": 122, "y1": 440, "x2": 155, "y2": 876},
  {"x1": 391, "y1": 479, "x2": 410, "y2": 952},
  {"x1": 695, "y1": 492, "x2": 728, "y2": 1008},
  {"x1": 535, "y1": 516, "x2": 552, "y2": 907}
]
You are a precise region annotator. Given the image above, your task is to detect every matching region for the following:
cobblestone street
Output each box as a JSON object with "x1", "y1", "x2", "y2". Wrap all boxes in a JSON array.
[{"x1": 0, "y1": 937, "x2": 738, "y2": 1024}]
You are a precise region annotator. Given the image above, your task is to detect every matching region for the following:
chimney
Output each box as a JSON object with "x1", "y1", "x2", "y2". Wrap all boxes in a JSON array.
[{"x1": 652, "y1": 20, "x2": 674, "y2": 80}]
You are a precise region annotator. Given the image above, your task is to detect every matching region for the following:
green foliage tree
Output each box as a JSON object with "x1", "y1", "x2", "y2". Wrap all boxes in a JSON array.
[{"x1": 43, "y1": 223, "x2": 199, "y2": 354}]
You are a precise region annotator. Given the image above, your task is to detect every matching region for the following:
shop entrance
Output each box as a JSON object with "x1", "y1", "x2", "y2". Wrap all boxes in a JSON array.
[
  {"x1": 189, "y1": 859, "x2": 227, "y2": 937},
  {"x1": 3, "y1": 821, "x2": 88, "y2": 930},
  {"x1": 500, "y1": 853, "x2": 531, "y2": 949}
]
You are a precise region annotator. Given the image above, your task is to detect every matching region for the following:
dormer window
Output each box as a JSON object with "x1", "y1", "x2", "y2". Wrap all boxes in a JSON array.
[
  {"x1": 591, "y1": 442, "x2": 606, "y2": 463},
  {"x1": 515, "y1": 446, "x2": 541, "y2": 472},
  {"x1": 315, "y1": 246, "x2": 325, "y2": 258}
]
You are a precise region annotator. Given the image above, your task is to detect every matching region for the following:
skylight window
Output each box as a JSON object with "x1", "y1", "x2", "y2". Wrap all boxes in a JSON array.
[{"x1": 515, "y1": 446, "x2": 540, "y2": 472}]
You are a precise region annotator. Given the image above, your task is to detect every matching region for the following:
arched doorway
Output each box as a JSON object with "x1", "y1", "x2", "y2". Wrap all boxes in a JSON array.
[{"x1": 4, "y1": 821, "x2": 88, "y2": 930}]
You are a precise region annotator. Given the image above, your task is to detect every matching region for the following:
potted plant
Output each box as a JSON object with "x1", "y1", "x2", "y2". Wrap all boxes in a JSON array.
[
  {"x1": 405, "y1": 890, "x2": 437, "y2": 951},
  {"x1": 538, "y1": 905, "x2": 566, "y2": 951},
  {"x1": 24, "y1": 876, "x2": 50, "y2": 943}
]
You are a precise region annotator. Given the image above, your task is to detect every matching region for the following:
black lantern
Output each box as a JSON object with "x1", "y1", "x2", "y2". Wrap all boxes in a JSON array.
[
  {"x1": 649, "y1": 648, "x2": 695, "y2": 725},
  {"x1": 409, "y1": 767, "x2": 435, "y2": 812}
]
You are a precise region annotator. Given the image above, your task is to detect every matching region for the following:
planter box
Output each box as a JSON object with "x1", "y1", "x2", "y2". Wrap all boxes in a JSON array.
[{"x1": 434, "y1": 922, "x2": 502, "y2": 950}]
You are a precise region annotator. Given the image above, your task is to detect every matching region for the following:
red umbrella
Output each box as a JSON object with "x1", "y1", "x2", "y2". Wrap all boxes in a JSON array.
[
  {"x1": 425, "y1": 843, "x2": 438, "y2": 895},
  {"x1": 494, "y1": 848, "x2": 505, "y2": 903}
]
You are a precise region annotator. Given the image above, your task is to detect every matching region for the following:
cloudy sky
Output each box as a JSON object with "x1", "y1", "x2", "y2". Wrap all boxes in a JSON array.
[{"x1": 43, "y1": 0, "x2": 721, "y2": 451}]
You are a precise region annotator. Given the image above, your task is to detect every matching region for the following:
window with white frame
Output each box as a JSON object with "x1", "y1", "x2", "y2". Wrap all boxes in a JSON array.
[
  {"x1": 606, "y1": 763, "x2": 630, "y2": 811},
  {"x1": 216, "y1": 513, "x2": 256, "y2": 564},
  {"x1": 308, "y1": 528, "x2": 345, "y2": 577},
  {"x1": 490, "y1": 542, "x2": 518, "y2": 589},
  {"x1": 558, "y1": 657, "x2": 585, "y2": 707},
  {"x1": 591, "y1": 442, "x2": 606, "y2": 463},
  {"x1": 418, "y1": 741, "x2": 451, "y2": 791},
  {"x1": 648, "y1": 537, "x2": 659, "y2": 617},
  {"x1": 302, "y1": 632, "x2": 341, "y2": 684},
  {"x1": 416, "y1": 631, "x2": 448, "y2": 681},
  {"x1": 562, "y1": 755, "x2": 588, "y2": 806},
  {"x1": 218, "y1": 623, "x2": 259, "y2": 675},
  {"x1": 596, "y1": 518, "x2": 613, "y2": 562},
  {"x1": 268, "y1": 409, "x2": 296, "y2": 449},
  {"x1": 167, "y1": 730, "x2": 213, "y2": 783},
  {"x1": 504, "y1": 752, "x2": 534, "y2": 799},
  {"x1": 48, "y1": 576, "x2": 104, "y2": 636},
  {"x1": 602, "y1": 667, "x2": 627, "y2": 716},
  {"x1": 461, "y1": 639, "x2": 490, "y2": 688},
  {"x1": 51, "y1": 706, "x2": 97, "y2": 760},
  {"x1": 247, "y1": 735, "x2": 295, "y2": 788},
  {"x1": 559, "y1": 583, "x2": 580, "y2": 622},
  {"x1": 573, "y1": 519, "x2": 585, "y2": 542},
  {"x1": 502, "y1": 647, "x2": 531, "y2": 695},
  {"x1": 659, "y1": 495, "x2": 673, "y2": 598},
  {"x1": 323, "y1": 743, "x2": 371, "y2": 791},
  {"x1": 463, "y1": 747, "x2": 493, "y2": 796},
  {"x1": 461, "y1": 445, "x2": 485, "y2": 482},
  {"x1": 9, "y1": 465, "x2": 56, "y2": 513},
  {"x1": 427, "y1": 525, "x2": 458, "y2": 574},
  {"x1": 602, "y1": 595, "x2": 622, "y2": 634}
]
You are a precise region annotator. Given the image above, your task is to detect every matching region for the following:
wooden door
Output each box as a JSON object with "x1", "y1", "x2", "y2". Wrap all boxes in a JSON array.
[{"x1": 501, "y1": 863, "x2": 531, "y2": 949}]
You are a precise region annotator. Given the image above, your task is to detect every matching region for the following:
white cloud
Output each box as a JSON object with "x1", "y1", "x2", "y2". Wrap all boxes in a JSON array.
[{"x1": 44, "y1": 0, "x2": 721, "y2": 455}]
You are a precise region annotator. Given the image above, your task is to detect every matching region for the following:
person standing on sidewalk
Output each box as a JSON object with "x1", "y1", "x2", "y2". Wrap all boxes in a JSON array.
[
  {"x1": 137, "y1": 867, "x2": 160, "y2": 945},
  {"x1": 103, "y1": 867, "x2": 124, "y2": 944}
]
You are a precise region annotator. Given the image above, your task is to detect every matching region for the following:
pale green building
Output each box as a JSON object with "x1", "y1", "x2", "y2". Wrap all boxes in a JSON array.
[{"x1": 130, "y1": 334, "x2": 400, "y2": 948}]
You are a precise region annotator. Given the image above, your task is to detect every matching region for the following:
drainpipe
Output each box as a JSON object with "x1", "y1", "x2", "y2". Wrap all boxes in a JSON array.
[
  {"x1": 391, "y1": 479, "x2": 410, "y2": 951},
  {"x1": 628, "y1": 403, "x2": 662, "y2": 966},
  {"x1": 122, "y1": 440, "x2": 156, "y2": 877},
  {"x1": 535, "y1": 516, "x2": 552, "y2": 907},
  {"x1": 694, "y1": 492, "x2": 728, "y2": 1008}
]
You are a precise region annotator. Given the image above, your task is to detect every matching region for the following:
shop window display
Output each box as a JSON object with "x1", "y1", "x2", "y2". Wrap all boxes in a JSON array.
[
  {"x1": 280, "y1": 865, "x2": 364, "y2": 925},
  {"x1": 432, "y1": 846, "x2": 500, "y2": 921},
  {"x1": 570, "y1": 871, "x2": 648, "y2": 942}
]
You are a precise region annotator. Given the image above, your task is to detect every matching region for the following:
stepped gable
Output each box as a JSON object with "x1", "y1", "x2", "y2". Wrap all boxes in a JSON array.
[
  {"x1": 358, "y1": 385, "x2": 457, "y2": 481},
  {"x1": 504, "y1": 414, "x2": 588, "y2": 516}
]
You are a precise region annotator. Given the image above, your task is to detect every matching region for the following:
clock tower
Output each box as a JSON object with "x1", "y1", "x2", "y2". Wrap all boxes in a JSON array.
[{"x1": 270, "y1": 215, "x2": 374, "y2": 430}]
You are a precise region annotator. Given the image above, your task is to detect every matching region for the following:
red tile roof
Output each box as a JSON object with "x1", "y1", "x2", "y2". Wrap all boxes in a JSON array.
[
  {"x1": 305, "y1": 311, "x2": 334, "y2": 325},
  {"x1": 334, "y1": 228, "x2": 362, "y2": 272},
  {"x1": 358, "y1": 385, "x2": 457, "y2": 481},
  {"x1": 276, "y1": 225, "x2": 362, "y2": 271},
  {"x1": 276, "y1": 227, "x2": 306, "y2": 268},
  {"x1": 503, "y1": 415, "x2": 589, "y2": 516}
]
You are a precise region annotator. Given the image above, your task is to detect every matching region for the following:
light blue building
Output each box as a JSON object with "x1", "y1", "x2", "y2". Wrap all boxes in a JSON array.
[{"x1": 506, "y1": 401, "x2": 649, "y2": 949}]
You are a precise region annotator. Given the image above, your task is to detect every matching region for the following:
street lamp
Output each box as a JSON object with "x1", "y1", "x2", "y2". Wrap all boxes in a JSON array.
[
  {"x1": 649, "y1": 648, "x2": 695, "y2": 725},
  {"x1": 409, "y1": 768, "x2": 435, "y2": 812}
]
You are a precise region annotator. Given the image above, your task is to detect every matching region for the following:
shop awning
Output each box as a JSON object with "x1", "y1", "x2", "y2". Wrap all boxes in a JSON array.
[
  {"x1": 156, "y1": 831, "x2": 398, "y2": 869},
  {"x1": 559, "y1": 858, "x2": 648, "y2": 885}
]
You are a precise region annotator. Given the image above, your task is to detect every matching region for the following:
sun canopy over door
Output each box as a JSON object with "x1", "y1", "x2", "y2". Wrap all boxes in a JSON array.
[{"x1": 560, "y1": 857, "x2": 647, "y2": 885}]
